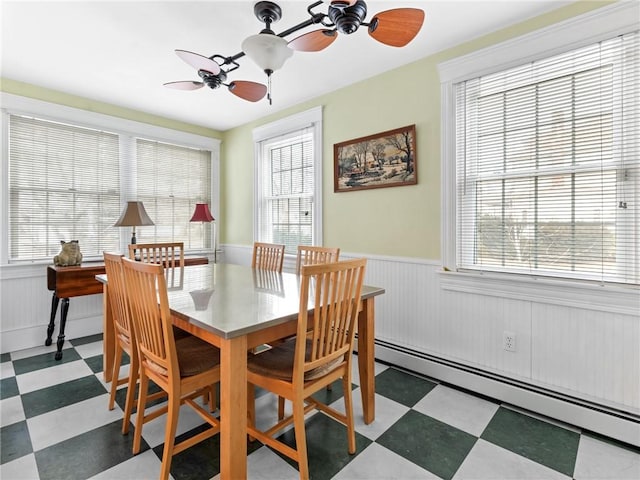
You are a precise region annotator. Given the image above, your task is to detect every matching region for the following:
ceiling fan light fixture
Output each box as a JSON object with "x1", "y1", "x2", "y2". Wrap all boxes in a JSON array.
[{"x1": 241, "y1": 33, "x2": 293, "y2": 73}]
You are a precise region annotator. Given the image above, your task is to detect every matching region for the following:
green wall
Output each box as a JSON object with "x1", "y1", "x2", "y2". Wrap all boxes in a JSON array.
[{"x1": 220, "y1": 0, "x2": 612, "y2": 260}]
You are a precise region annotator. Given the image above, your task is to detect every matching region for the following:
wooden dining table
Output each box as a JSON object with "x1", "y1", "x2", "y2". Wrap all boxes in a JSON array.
[{"x1": 98, "y1": 262, "x2": 385, "y2": 480}]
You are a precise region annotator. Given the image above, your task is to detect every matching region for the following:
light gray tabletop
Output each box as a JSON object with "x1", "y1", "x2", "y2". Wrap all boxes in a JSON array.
[{"x1": 100, "y1": 263, "x2": 384, "y2": 340}]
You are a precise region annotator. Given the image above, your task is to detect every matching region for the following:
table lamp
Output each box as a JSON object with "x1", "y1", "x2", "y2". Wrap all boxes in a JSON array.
[
  {"x1": 190, "y1": 203, "x2": 216, "y2": 262},
  {"x1": 114, "y1": 201, "x2": 154, "y2": 245}
]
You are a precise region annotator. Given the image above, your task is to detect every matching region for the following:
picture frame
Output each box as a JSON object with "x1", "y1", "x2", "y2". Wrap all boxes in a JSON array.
[{"x1": 333, "y1": 124, "x2": 417, "y2": 193}]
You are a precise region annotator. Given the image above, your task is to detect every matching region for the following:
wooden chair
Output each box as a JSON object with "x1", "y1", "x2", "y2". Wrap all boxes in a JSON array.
[
  {"x1": 251, "y1": 242, "x2": 285, "y2": 272},
  {"x1": 246, "y1": 258, "x2": 367, "y2": 480},
  {"x1": 295, "y1": 245, "x2": 340, "y2": 274},
  {"x1": 103, "y1": 252, "x2": 166, "y2": 435},
  {"x1": 129, "y1": 241, "x2": 185, "y2": 290},
  {"x1": 296, "y1": 245, "x2": 341, "y2": 392},
  {"x1": 121, "y1": 257, "x2": 221, "y2": 480},
  {"x1": 128, "y1": 242, "x2": 184, "y2": 268}
]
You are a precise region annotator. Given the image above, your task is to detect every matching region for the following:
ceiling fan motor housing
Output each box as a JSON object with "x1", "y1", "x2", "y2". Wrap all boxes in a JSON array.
[
  {"x1": 199, "y1": 69, "x2": 227, "y2": 89},
  {"x1": 329, "y1": 0, "x2": 367, "y2": 35}
]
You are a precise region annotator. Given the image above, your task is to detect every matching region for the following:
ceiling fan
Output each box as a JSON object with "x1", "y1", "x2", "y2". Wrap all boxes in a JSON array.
[
  {"x1": 164, "y1": 1, "x2": 425, "y2": 104},
  {"x1": 164, "y1": 50, "x2": 268, "y2": 102}
]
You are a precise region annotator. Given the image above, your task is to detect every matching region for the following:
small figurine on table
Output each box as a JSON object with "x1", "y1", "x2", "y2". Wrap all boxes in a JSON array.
[{"x1": 53, "y1": 240, "x2": 83, "y2": 266}]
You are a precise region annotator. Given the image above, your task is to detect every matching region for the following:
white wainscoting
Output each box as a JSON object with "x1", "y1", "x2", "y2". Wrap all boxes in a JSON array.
[
  {"x1": 0, "y1": 263, "x2": 103, "y2": 353},
  {"x1": 2, "y1": 247, "x2": 639, "y2": 445}
]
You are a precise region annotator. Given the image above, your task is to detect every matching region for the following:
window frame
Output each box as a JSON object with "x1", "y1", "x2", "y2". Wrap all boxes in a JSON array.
[
  {"x1": 438, "y1": 2, "x2": 639, "y2": 309},
  {"x1": 252, "y1": 106, "x2": 323, "y2": 256},
  {"x1": 0, "y1": 93, "x2": 220, "y2": 264}
]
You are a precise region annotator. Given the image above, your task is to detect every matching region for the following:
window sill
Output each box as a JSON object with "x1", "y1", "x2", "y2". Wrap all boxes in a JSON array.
[{"x1": 438, "y1": 269, "x2": 639, "y2": 316}]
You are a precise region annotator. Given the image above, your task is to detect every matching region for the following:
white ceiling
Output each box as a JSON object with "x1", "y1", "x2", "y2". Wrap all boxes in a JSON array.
[{"x1": 1, "y1": 1, "x2": 573, "y2": 131}]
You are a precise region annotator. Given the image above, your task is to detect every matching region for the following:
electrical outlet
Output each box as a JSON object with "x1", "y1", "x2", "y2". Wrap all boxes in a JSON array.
[{"x1": 503, "y1": 331, "x2": 516, "y2": 352}]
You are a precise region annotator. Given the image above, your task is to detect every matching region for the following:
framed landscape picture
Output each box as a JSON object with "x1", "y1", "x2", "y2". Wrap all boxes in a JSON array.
[{"x1": 333, "y1": 124, "x2": 417, "y2": 192}]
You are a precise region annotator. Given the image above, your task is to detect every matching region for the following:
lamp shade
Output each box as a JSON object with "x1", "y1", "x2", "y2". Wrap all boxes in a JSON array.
[
  {"x1": 114, "y1": 201, "x2": 154, "y2": 227},
  {"x1": 241, "y1": 33, "x2": 293, "y2": 73},
  {"x1": 190, "y1": 203, "x2": 214, "y2": 222}
]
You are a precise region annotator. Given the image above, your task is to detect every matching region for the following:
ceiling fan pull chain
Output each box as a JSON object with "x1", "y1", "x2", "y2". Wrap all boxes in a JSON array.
[{"x1": 267, "y1": 74, "x2": 273, "y2": 105}]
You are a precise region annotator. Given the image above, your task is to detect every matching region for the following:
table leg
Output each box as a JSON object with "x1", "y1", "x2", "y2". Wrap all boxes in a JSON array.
[
  {"x1": 102, "y1": 284, "x2": 114, "y2": 383},
  {"x1": 46, "y1": 293, "x2": 60, "y2": 347},
  {"x1": 54, "y1": 298, "x2": 70, "y2": 361},
  {"x1": 219, "y1": 335, "x2": 247, "y2": 480},
  {"x1": 358, "y1": 297, "x2": 376, "y2": 424}
]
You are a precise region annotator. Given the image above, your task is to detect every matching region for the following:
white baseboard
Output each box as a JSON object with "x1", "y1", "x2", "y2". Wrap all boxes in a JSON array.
[{"x1": 374, "y1": 341, "x2": 640, "y2": 447}]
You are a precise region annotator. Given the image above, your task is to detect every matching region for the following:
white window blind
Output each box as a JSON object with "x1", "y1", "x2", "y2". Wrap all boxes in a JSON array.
[
  {"x1": 136, "y1": 139, "x2": 212, "y2": 249},
  {"x1": 8, "y1": 115, "x2": 120, "y2": 261},
  {"x1": 257, "y1": 127, "x2": 314, "y2": 253},
  {"x1": 455, "y1": 31, "x2": 639, "y2": 285}
]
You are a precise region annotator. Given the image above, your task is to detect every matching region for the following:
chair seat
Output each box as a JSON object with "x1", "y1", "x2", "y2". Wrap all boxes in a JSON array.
[
  {"x1": 248, "y1": 338, "x2": 341, "y2": 381},
  {"x1": 176, "y1": 335, "x2": 221, "y2": 377}
]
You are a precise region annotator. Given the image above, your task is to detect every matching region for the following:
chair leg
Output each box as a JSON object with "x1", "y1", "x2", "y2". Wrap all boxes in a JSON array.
[
  {"x1": 160, "y1": 392, "x2": 181, "y2": 480},
  {"x1": 292, "y1": 400, "x2": 309, "y2": 480},
  {"x1": 342, "y1": 374, "x2": 356, "y2": 454},
  {"x1": 277, "y1": 396, "x2": 285, "y2": 420},
  {"x1": 121, "y1": 354, "x2": 138, "y2": 435},
  {"x1": 206, "y1": 384, "x2": 216, "y2": 412},
  {"x1": 132, "y1": 372, "x2": 149, "y2": 455},
  {"x1": 247, "y1": 382, "x2": 256, "y2": 442},
  {"x1": 108, "y1": 344, "x2": 123, "y2": 410}
]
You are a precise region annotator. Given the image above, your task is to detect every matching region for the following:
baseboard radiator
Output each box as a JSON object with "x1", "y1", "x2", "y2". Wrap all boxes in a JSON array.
[{"x1": 365, "y1": 339, "x2": 640, "y2": 447}]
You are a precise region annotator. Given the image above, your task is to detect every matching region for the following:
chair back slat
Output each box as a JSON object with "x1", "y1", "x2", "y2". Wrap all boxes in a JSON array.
[
  {"x1": 296, "y1": 258, "x2": 366, "y2": 378},
  {"x1": 103, "y1": 252, "x2": 133, "y2": 345},
  {"x1": 122, "y1": 257, "x2": 178, "y2": 379},
  {"x1": 251, "y1": 242, "x2": 285, "y2": 272},
  {"x1": 295, "y1": 245, "x2": 340, "y2": 274}
]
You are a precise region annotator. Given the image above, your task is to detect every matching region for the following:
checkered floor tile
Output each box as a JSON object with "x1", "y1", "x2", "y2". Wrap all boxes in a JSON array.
[{"x1": 1, "y1": 334, "x2": 639, "y2": 479}]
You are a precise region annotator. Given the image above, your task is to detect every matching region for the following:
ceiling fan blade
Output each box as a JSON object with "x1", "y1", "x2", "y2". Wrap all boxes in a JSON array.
[
  {"x1": 288, "y1": 29, "x2": 338, "y2": 52},
  {"x1": 164, "y1": 81, "x2": 205, "y2": 90},
  {"x1": 174, "y1": 49, "x2": 221, "y2": 75},
  {"x1": 228, "y1": 81, "x2": 267, "y2": 102},
  {"x1": 368, "y1": 8, "x2": 425, "y2": 47}
]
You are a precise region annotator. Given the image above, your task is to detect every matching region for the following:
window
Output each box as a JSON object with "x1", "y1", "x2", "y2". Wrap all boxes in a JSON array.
[
  {"x1": 253, "y1": 107, "x2": 323, "y2": 254},
  {"x1": 136, "y1": 139, "x2": 212, "y2": 249},
  {"x1": 2, "y1": 94, "x2": 220, "y2": 263},
  {"x1": 8, "y1": 115, "x2": 121, "y2": 262},
  {"x1": 440, "y1": 4, "x2": 639, "y2": 286}
]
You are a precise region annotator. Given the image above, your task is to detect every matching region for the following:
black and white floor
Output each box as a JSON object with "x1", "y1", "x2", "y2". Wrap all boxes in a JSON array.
[{"x1": 1, "y1": 334, "x2": 638, "y2": 479}]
